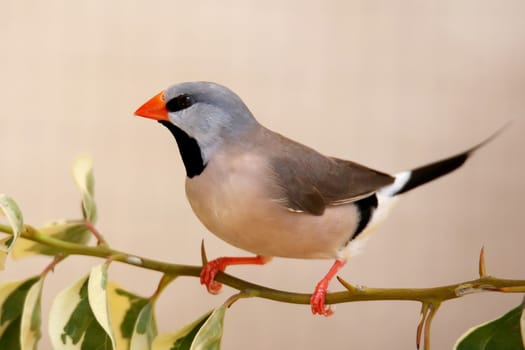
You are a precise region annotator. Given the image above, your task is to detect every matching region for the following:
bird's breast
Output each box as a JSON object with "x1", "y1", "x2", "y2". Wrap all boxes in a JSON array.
[{"x1": 184, "y1": 151, "x2": 360, "y2": 259}]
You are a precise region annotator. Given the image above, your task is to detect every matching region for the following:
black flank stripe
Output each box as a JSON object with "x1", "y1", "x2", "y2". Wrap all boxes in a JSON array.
[{"x1": 351, "y1": 194, "x2": 378, "y2": 240}]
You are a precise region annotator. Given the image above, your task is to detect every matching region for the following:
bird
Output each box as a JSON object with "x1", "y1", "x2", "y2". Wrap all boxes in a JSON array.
[{"x1": 134, "y1": 81, "x2": 502, "y2": 316}]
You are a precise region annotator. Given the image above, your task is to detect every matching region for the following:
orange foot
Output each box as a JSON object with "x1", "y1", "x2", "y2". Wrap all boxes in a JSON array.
[
  {"x1": 200, "y1": 258, "x2": 227, "y2": 294},
  {"x1": 200, "y1": 255, "x2": 270, "y2": 294},
  {"x1": 310, "y1": 259, "x2": 347, "y2": 316},
  {"x1": 310, "y1": 279, "x2": 333, "y2": 316}
]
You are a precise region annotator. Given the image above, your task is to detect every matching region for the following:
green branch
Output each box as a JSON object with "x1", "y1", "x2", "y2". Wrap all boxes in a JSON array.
[{"x1": 2, "y1": 223, "x2": 524, "y2": 306}]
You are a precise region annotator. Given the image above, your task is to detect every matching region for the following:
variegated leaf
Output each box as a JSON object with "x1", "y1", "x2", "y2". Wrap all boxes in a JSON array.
[
  {"x1": 49, "y1": 265, "x2": 115, "y2": 350},
  {"x1": 88, "y1": 264, "x2": 116, "y2": 349},
  {"x1": 0, "y1": 276, "x2": 42, "y2": 350},
  {"x1": 106, "y1": 282, "x2": 158, "y2": 350},
  {"x1": 20, "y1": 277, "x2": 44, "y2": 350},
  {"x1": 153, "y1": 305, "x2": 226, "y2": 350},
  {"x1": 72, "y1": 155, "x2": 97, "y2": 223},
  {"x1": 190, "y1": 305, "x2": 226, "y2": 350},
  {"x1": 12, "y1": 221, "x2": 91, "y2": 259},
  {"x1": 0, "y1": 194, "x2": 24, "y2": 267}
]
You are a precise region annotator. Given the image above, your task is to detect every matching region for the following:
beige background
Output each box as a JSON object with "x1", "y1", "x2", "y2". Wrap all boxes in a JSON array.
[{"x1": 1, "y1": 1, "x2": 524, "y2": 349}]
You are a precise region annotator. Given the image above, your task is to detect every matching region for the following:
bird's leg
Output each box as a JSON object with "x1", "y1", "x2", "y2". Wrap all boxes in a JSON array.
[
  {"x1": 310, "y1": 259, "x2": 347, "y2": 316},
  {"x1": 200, "y1": 255, "x2": 271, "y2": 294}
]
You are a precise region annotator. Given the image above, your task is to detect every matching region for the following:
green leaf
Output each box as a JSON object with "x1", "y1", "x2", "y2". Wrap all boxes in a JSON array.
[
  {"x1": 72, "y1": 155, "x2": 97, "y2": 223},
  {"x1": 454, "y1": 303, "x2": 525, "y2": 350},
  {"x1": 521, "y1": 304, "x2": 525, "y2": 347},
  {"x1": 0, "y1": 276, "x2": 43, "y2": 350},
  {"x1": 12, "y1": 221, "x2": 91, "y2": 259},
  {"x1": 0, "y1": 194, "x2": 24, "y2": 264},
  {"x1": 49, "y1": 265, "x2": 115, "y2": 350},
  {"x1": 152, "y1": 305, "x2": 226, "y2": 350}
]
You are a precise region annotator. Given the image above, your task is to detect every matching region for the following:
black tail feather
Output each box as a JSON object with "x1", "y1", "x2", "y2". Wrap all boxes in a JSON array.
[
  {"x1": 393, "y1": 123, "x2": 509, "y2": 196},
  {"x1": 395, "y1": 152, "x2": 469, "y2": 195}
]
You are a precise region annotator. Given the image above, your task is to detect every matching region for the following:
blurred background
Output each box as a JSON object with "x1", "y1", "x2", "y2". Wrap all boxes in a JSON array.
[{"x1": 1, "y1": 0, "x2": 524, "y2": 348}]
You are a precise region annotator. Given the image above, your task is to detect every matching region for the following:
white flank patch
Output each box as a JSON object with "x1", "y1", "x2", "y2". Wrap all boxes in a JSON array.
[
  {"x1": 378, "y1": 170, "x2": 411, "y2": 197},
  {"x1": 346, "y1": 237, "x2": 370, "y2": 257},
  {"x1": 342, "y1": 193, "x2": 400, "y2": 259}
]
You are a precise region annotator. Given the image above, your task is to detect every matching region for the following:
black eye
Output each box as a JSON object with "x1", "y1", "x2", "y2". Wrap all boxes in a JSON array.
[{"x1": 166, "y1": 94, "x2": 195, "y2": 112}]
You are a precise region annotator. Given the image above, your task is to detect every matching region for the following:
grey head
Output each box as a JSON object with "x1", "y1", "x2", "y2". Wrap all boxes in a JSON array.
[{"x1": 160, "y1": 82, "x2": 258, "y2": 177}]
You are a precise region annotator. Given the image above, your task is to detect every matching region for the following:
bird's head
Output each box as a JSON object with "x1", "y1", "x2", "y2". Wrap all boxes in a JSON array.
[{"x1": 135, "y1": 81, "x2": 257, "y2": 177}]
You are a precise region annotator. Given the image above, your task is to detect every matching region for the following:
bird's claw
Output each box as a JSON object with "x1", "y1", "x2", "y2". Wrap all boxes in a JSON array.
[
  {"x1": 310, "y1": 283, "x2": 333, "y2": 316},
  {"x1": 200, "y1": 258, "x2": 225, "y2": 294}
]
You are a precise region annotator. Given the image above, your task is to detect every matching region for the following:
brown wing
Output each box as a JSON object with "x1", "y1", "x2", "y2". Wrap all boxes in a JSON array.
[{"x1": 266, "y1": 131, "x2": 395, "y2": 216}]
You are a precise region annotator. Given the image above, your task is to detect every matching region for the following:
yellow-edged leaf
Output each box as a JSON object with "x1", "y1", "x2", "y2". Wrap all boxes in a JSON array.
[
  {"x1": 49, "y1": 274, "x2": 88, "y2": 349},
  {"x1": 107, "y1": 283, "x2": 157, "y2": 350},
  {"x1": 107, "y1": 283, "x2": 135, "y2": 350},
  {"x1": 129, "y1": 301, "x2": 156, "y2": 350},
  {"x1": 72, "y1": 155, "x2": 97, "y2": 223},
  {"x1": 0, "y1": 237, "x2": 9, "y2": 270},
  {"x1": 20, "y1": 278, "x2": 44, "y2": 350},
  {"x1": 0, "y1": 194, "x2": 24, "y2": 256},
  {"x1": 88, "y1": 264, "x2": 116, "y2": 349},
  {"x1": 0, "y1": 276, "x2": 42, "y2": 350},
  {"x1": 190, "y1": 305, "x2": 226, "y2": 350},
  {"x1": 152, "y1": 306, "x2": 226, "y2": 350},
  {"x1": 0, "y1": 252, "x2": 6, "y2": 270},
  {"x1": 0, "y1": 280, "x2": 20, "y2": 339},
  {"x1": 12, "y1": 221, "x2": 91, "y2": 259},
  {"x1": 152, "y1": 311, "x2": 211, "y2": 350},
  {"x1": 49, "y1": 267, "x2": 114, "y2": 350}
]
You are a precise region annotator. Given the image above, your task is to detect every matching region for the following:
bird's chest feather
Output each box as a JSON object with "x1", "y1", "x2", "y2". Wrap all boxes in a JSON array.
[
  {"x1": 184, "y1": 152, "x2": 360, "y2": 259},
  {"x1": 185, "y1": 152, "x2": 271, "y2": 236}
]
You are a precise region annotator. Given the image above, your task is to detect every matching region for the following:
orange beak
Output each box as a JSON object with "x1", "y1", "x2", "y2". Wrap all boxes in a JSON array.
[{"x1": 134, "y1": 91, "x2": 170, "y2": 121}]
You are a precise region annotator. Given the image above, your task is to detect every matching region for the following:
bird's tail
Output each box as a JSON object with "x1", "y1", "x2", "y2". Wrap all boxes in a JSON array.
[
  {"x1": 378, "y1": 124, "x2": 508, "y2": 198},
  {"x1": 346, "y1": 124, "x2": 507, "y2": 256},
  {"x1": 357, "y1": 125, "x2": 508, "y2": 239}
]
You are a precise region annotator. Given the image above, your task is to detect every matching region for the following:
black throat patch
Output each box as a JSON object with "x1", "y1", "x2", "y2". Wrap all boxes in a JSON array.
[{"x1": 158, "y1": 120, "x2": 206, "y2": 178}]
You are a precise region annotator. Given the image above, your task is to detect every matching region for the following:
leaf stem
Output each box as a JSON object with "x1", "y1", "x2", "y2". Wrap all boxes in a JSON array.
[
  {"x1": 84, "y1": 220, "x2": 108, "y2": 247},
  {"x1": 41, "y1": 254, "x2": 66, "y2": 277},
  {"x1": 416, "y1": 303, "x2": 429, "y2": 349}
]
